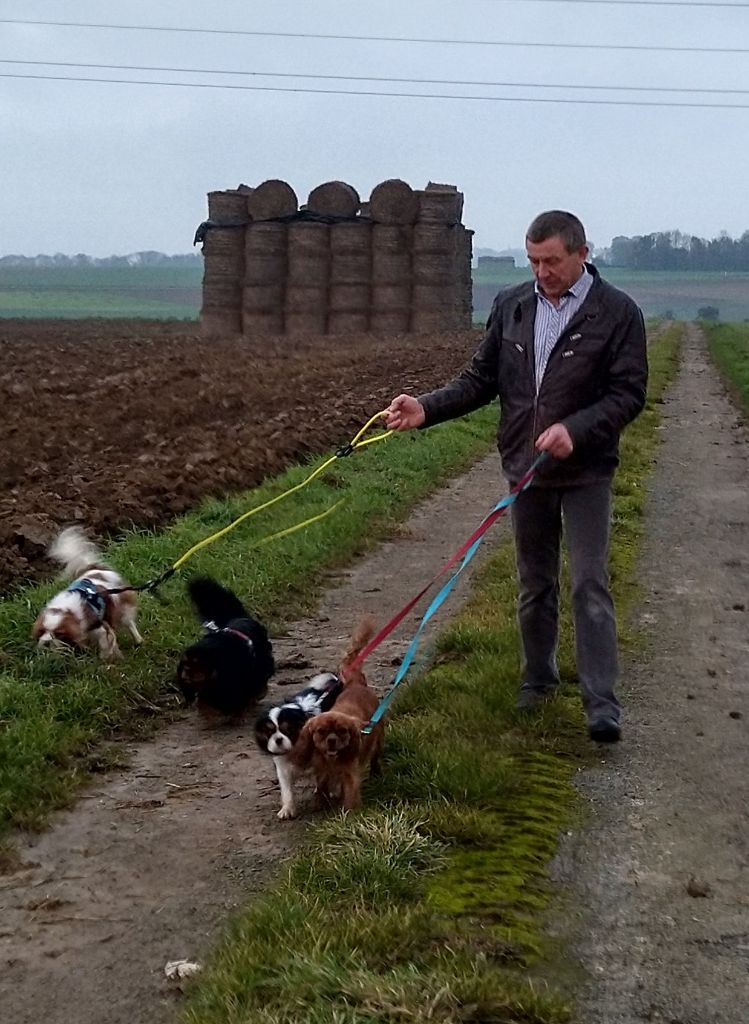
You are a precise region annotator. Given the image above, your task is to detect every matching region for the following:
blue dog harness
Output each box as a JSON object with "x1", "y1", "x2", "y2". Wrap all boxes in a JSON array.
[{"x1": 68, "y1": 578, "x2": 107, "y2": 622}]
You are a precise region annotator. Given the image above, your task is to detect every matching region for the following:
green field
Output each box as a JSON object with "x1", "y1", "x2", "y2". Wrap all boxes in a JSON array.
[
  {"x1": 1, "y1": 262, "x2": 748, "y2": 322},
  {"x1": 0, "y1": 265, "x2": 202, "y2": 319},
  {"x1": 473, "y1": 265, "x2": 749, "y2": 323}
]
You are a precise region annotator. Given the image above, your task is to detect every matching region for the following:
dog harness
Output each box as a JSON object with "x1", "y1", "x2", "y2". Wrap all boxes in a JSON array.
[
  {"x1": 204, "y1": 620, "x2": 254, "y2": 649},
  {"x1": 68, "y1": 578, "x2": 107, "y2": 623}
]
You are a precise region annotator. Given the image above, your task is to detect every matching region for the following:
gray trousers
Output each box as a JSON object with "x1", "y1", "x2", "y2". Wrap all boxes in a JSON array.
[{"x1": 510, "y1": 480, "x2": 620, "y2": 724}]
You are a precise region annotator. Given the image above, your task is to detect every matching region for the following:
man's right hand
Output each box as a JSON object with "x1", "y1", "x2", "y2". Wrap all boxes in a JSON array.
[{"x1": 384, "y1": 394, "x2": 426, "y2": 431}]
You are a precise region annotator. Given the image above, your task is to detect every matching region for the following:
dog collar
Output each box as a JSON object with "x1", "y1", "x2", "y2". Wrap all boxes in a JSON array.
[
  {"x1": 204, "y1": 620, "x2": 254, "y2": 649},
  {"x1": 221, "y1": 627, "x2": 254, "y2": 648},
  {"x1": 68, "y1": 578, "x2": 106, "y2": 621}
]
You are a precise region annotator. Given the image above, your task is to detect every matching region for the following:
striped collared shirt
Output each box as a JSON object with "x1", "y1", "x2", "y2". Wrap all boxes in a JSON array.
[{"x1": 533, "y1": 267, "x2": 593, "y2": 392}]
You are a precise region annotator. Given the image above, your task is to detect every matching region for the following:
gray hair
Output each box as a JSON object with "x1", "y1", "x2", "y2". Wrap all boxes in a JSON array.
[{"x1": 526, "y1": 210, "x2": 587, "y2": 252}]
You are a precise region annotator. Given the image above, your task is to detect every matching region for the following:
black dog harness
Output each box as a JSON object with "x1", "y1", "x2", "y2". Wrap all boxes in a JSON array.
[{"x1": 68, "y1": 578, "x2": 107, "y2": 625}]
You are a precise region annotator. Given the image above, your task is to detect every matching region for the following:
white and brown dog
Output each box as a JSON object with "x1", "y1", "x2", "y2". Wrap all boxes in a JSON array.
[{"x1": 32, "y1": 526, "x2": 142, "y2": 660}]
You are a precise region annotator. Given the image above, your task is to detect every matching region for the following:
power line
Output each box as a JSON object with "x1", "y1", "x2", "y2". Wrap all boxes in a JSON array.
[
  {"x1": 3, "y1": 57, "x2": 748, "y2": 95},
  {"x1": 486, "y1": 0, "x2": 749, "y2": 6},
  {"x1": 4, "y1": 70, "x2": 749, "y2": 108},
  {"x1": 1, "y1": 18, "x2": 749, "y2": 54}
]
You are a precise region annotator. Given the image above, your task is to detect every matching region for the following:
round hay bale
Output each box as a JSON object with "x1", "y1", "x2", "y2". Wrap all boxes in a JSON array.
[
  {"x1": 330, "y1": 252, "x2": 370, "y2": 286},
  {"x1": 201, "y1": 257, "x2": 245, "y2": 287},
  {"x1": 372, "y1": 225, "x2": 412, "y2": 284},
  {"x1": 412, "y1": 284, "x2": 455, "y2": 308},
  {"x1": 370, "y1": 309, "x2": 410, "y2": 334},
  {"x1": 200, "y1": 308, "x2": 242, "y2": 336},
  {"x1": 284, "y1": 285, "x2": 328, "y2": 313},
  {"x1": 369, "y1": 179, "x2": 419, "y2": 225},
  {"x1": 207, "y1": 190, "x2": 250, "y2": 221},
  {"x1": 285, "y1": 310, "x2": 327, "y2": 335},
  {"x1": 202, "y1": 227, "x2": 245, "y2": 261},
  {"x1": 288, "y1": 221, "x2": 330, "y2": 257},
  {"x1": 330, "y1": 222, "x2": 371, "y2": 284},
  {"x1": 417, "y1": 187, "x2": 464, "y2": 225},
  {"x1": 287, "y1": 222, "x2": 330, "y2": 286},
  {"x1": 307, "y1": 181, "x2": 360, "y2": 218},
  {"x1": 242, "y1": 283, "x2": 284, "y2": 312},
  {"x1": 328, "y1": 311, "x2": 369, "y2": 334},
  {"x1": 330, "y1": 284, "x2": 369, "y2": 313},
  {"x1": 242, "y1": 309, "x2": 284, "y2": 336},
  {"x1": 410, "y1": 307, "x2": 461, "y2": 334},
  {"x1": 245, "y1": 222, "x2": 287, "y2": 285},
  {"x1": 371, "y1": 283, "x2": 411, "y2": 310},
  {"x1": 201, "y1": 279, "x2": 242, "y2": 305},
  {"x1": 413, "y1": 223, "x2": 456, "y2": 254},
  {"x1": 286, "y1": 257, "x2": 329, "y2": 287},
  {"x1": 412, "y1": 254, "x2": 455, "y2": 287},
  {"x1": 330, "y1": 221, "x2": 371, "y2": 254},
  {"x1": 247, "y1": 179, "x2": 298, "y2": 220}
]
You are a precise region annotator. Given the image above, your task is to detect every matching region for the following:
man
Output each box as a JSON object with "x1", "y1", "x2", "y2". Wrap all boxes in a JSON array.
[{"x1": 384, "y1": 210, "x2": 648, "y2": 743}]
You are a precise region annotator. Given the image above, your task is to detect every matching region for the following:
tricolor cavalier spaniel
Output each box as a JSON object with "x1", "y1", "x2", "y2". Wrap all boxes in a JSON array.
[{"x1": 32, "y1": 527, "x2": 141, "y2": 660}]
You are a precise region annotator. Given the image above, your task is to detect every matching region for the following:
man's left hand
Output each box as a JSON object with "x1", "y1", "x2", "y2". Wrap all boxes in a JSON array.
[{"x1": 535, "y1": 423, "x2": 574, "y2": 459}]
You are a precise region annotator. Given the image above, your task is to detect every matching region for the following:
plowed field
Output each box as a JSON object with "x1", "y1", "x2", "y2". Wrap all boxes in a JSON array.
[{"x1": 0, "y1": 320, "x2": 480, "y2": 591}]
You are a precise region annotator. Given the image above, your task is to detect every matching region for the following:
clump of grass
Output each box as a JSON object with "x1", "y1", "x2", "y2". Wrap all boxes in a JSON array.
[
  {"x1": 288, "y1": 808, "x2": 446, "y2": 907},
  {"x1": 182, "y1": 327, "x2": 684, "y2": 1024}
]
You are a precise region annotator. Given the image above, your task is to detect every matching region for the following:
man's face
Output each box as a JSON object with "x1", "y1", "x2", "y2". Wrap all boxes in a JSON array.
[{"x1": 526, "y1": 235, "x2": 588, "y2": 302}]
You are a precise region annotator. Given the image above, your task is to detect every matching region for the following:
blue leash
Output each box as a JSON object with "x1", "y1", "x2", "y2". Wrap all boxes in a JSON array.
[{"x1": 362, "y1": 453, "x2": 547, "y2": 734}]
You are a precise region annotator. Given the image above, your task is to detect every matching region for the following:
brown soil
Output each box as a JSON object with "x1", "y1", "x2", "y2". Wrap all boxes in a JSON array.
[{"x1": 0, "y1": 319, "x2": 479, "y2": 591}]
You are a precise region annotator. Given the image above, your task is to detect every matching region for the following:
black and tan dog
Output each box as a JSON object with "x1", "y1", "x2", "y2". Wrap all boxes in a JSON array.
[{"x1": 177, "y1": 576, "x2": 274, "y2": 719}]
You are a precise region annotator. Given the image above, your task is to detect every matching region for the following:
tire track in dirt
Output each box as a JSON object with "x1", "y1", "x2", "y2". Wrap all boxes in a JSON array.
[
  {"x1": 551, "y1": 324, "x2": 749, "y2": 1023},
  {"x1": 0, "y1": 450, "x2": 510, "y2": 1024}
]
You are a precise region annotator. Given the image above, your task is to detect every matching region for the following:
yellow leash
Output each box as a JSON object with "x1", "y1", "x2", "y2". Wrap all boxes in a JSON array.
[{"x1": 170, "y1": 410, "x2": 392, "y2": 571}]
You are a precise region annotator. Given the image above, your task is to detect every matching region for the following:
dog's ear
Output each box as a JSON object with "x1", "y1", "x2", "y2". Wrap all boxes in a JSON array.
[
  {"x1": 290, "y1": 722, "x2": 315, "y2": 768},
  {"x1": 31, "y1": 616, "x2": 45, "y2": 641},
  {"x1": 346, "y1": 722, "x2": 362, "y2": 754}
]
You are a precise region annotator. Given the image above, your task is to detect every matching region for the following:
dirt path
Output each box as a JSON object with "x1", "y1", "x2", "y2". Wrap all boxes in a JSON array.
[
  {"x1": 552, "y1": 324, "x2": 749, "y2": 1023},
  {"x1": 0, "y1": 449, "x2": 509, "y2": 1024}
]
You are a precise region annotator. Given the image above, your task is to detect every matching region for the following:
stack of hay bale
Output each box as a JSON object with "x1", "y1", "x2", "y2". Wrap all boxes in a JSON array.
[
  {"x1": 242, "y1": 180, "x2": 296, "y2": 335},
  {"x1": 200, "y1": 189, "x2": 250, "y2": 335},
  {"x1": 198, "y1": 178, "x2": 473, "y2": 336}
]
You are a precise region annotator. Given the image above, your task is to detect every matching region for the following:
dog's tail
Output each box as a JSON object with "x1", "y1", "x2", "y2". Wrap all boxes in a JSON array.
[
  {"x1": 338, "y1": 615, "x2": 377, "y2": 686},
  {"x1": 186, "y1": 575, "x2": 250, "y2": 628},
  {"x1": 48, "y1": 526, "x2": 106, "y2": 579}
]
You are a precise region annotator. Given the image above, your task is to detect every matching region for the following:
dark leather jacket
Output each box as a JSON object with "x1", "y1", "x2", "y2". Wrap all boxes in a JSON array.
[{"x1": 419, "y1": 264, "x2": 648, "y2": 486}]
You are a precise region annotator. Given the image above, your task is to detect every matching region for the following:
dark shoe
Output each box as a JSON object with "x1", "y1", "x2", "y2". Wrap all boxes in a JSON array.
[
  {"x1": 515, "y1": 688, "x2": 555, "y2": 711},
  {"x1": 588, "y1": 718, "x2": 621, "y2": 744}
]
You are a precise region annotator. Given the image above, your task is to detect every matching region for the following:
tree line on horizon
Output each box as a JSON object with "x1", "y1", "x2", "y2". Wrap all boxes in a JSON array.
[{"x1": 598, "y1": 229, "x2": 749, "y2": 272}]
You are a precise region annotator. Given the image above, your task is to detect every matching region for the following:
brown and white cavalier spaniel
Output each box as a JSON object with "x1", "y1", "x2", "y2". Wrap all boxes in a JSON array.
[
  {"x1": 32, "y1": 527, "x2": 141, "y2": 660},
  {"x1": 292, "y1": 616, "x2": 384, "y2": 812}
]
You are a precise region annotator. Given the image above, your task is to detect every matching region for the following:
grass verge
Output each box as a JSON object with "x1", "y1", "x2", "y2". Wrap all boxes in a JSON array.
[
  {"x1": 0, "y1": 406, "x2": 500, "y2": 837},
  {"x1": 181, "y1": 325, "x2": 683, "y2": 1023},
  {"x1": 703, "y1": 321, "x2": 749, "y2": 417}
]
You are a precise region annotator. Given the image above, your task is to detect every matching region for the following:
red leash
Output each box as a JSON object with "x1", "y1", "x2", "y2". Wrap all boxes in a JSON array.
[{"x1": 347, "y1": 458, "x2": 543, "y2": 674}]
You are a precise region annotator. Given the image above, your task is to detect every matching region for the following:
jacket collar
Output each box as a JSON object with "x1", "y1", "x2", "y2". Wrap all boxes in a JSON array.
[{"x1": 512, "y1": 262, "x2": 603, "y2": 367}]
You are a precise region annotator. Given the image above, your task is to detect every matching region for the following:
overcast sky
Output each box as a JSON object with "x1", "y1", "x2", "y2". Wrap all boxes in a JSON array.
[{"x1": 2, "y1": 0, "x2": 748, "y2": 256}]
